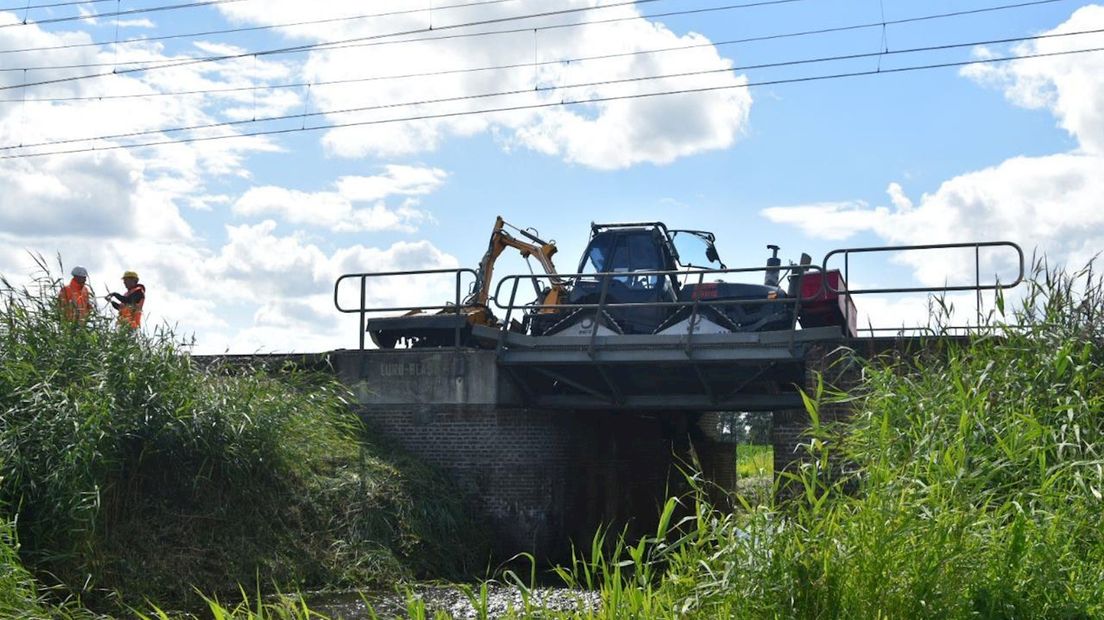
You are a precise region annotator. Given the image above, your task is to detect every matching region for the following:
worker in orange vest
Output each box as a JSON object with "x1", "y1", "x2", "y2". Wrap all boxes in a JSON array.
[
  {"x1": 106, "y1": 270, "x2": 145, "y2": 328},
  {"x1": 58, "y1": 265, "x2": 93, "y2": 321}
]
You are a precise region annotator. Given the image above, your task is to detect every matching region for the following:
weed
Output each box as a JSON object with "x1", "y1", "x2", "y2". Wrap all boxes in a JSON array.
[
  {"x1": 0, "y1": 262, "x2": 484, "y2": 614},
  {"x1": 520, "y1": 259, "x2": 1104, "y2": 618}
]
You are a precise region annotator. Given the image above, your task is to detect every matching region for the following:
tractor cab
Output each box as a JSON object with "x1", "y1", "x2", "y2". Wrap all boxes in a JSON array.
[
  {"x1": 571, "y1": 223, "x2": 680, "y2": 334},
  {"x1": 530, "y1": 223, "x2": 678, "y2": 336}
]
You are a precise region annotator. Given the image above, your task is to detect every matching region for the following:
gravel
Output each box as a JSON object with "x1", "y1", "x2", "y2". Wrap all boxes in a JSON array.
[{"x1": 307, "y1": 584, "x2": 600, "y2": 619}]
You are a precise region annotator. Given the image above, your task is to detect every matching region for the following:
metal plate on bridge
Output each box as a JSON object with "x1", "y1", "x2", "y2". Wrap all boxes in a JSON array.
[{"x1": 480, "y1": 325, "x2": 843, "y2": 411}]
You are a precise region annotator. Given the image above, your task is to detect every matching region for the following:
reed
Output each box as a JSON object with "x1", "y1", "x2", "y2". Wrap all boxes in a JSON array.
[
  {"x1": 497, "y1": 258, "x2": 1104, "y2": 619},
  {"x1": 0, "y1": 262, "x2": 483, "y2": 614},
  {"x1": 7, "y1": 256, "x2": 1104, "y2": 619}
]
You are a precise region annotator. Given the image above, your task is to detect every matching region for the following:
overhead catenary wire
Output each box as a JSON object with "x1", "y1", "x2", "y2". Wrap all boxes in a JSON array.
[
  {"x1": 5, "y1": 26, "x2": 1102, "y2": 152},
  {"x1": 0, "y1": 0, "x2": 806, "y2": 86},
  {"x1": 0, "y1": 0, "x2": 251, "y2": 28},
  {"x1": 309, "y1": 0, "x2": 1079, "y2": 56},
  {"x1": 0, "y1": 0, "x2": 1074, "y2": 73},
  {"x1": 1, "y1": 0, "x2": 1079, "y2": 61},
  {"x1": 4, "y1": 21, "x2": 900, "y2": 102},
  {"x1": 4, "y1": 42, "x2": 1102, "y2": 160},
  {"x1": 0, "y1": 0, "x2": 520, "y2": 55},
  {"x1": 0, "y1": 0, "x2": 1089, "y2": 105},
  {"x1": 0, "y1": 0, "x2": 113, "y2": 11}
]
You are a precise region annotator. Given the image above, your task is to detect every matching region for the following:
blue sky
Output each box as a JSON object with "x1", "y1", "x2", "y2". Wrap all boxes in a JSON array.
[{"x1": 1, "y1": 0, "x2": 1102, "y2": 351}]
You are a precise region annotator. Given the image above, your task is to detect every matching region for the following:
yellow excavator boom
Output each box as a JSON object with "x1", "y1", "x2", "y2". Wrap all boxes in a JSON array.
[{"x1": 464, "y1": 216, "x2": 566, "y2": 326}]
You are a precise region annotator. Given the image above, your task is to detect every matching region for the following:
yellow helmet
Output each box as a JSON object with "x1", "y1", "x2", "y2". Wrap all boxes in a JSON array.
[{"x1": 122, "y1": 270, "x2": 139, "y2": 280}]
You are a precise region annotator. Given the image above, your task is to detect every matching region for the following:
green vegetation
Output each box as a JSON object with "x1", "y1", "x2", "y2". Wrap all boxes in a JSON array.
[
  {"x1": 735, "y1": 444, "x2": 772, "y2": 479},
  {"x1": 0, "y1": 518, "x2": 60, "y2": 619},
  {"x1": 5, "y1": 258, "x2": 1104, "y2": 619},
  {"x1": 328, "y1": 261, "x2": 1102, "y2": 620},
  {"x1": 0, "y1": 266, "x2": 485, "y2": 617},
  {"x1": 480, "y1": 261, "x2": 1104, "y2": 618}
]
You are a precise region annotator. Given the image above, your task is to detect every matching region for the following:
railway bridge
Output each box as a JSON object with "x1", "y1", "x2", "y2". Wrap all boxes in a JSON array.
[
  {"x1": 328, "y1": 335, "x2": 888, "y2": 561},
  {"x1": 326, "y1": 242, "x2": 1024, "y2": 560}
]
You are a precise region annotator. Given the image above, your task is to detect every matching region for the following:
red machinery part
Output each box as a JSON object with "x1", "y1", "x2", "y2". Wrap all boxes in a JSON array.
[
  {"x1": 690, "y1": 282, "x2": 719, "y2": 300},
  {"x1": 797, "y1": 270, "x2": 858, "y2": 337}
]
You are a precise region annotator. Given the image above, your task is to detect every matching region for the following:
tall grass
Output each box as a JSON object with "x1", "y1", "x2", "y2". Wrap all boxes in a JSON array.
[
  {"x1": 735, "y1": 445, "x2": 772, "y2": 479},
  {"x1": 493, "y1": 260, "x2": 1104, "y2": 619},
  {"x1": 212, "y1": 259, "x2": 1104, "y2": 619},
  {"x1": 0, "y1": 265, "x2": 484, "y2": 614},
  {"x1": 8, "y1": 257, "x2": 1104, "y2": 619},
  {"x1": 0, "y1": 517, "x2": 50, "y2": 619}
]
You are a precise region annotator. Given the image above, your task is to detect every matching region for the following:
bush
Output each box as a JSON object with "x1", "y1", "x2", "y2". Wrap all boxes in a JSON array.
[{"x1": 0, "y1": 266, "x2": 484, "y2": 612}]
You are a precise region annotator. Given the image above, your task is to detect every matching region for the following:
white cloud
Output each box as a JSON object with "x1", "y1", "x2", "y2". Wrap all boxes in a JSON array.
[
  {"x1": 0, "y1": 153, "x2": 135, "y2": 236},
  {"x1": 206, "y1": 220, "x2": 331, "y2": 298},
  {"x1": 204, "y1": 219, "x2": 459, "y2": 307},
  {"x1": 186, "y1": 194, "x2": 232, "y2": 211},
  {"x1": 116, "y1": 19, "x2": 156, "y2": 29},
  {"x1": 0, "y1": 14, "x2": 397, "y2": 352},
  {"x1": 853, "y1": 292, "x2": 996, "y2": 335},
  {"x1": 194, "y1": 222, "x2": 461, "y2": 352},
  {"x1": 215, "y1": 0, "x2": 753, "y2": 169},
  {"x1": 336, "y1": 165, "x2": 447, "y2": 201},
  {"x1": 231, "y1": 165, "x2": 446, "y2": 232},
  {"x1": 763, "y1": 5, "x2": 1104, "y2": 297},
  {"x1": 761, "y1": 201, "x2": 890, "y2": 242},
  {"x1": 962, "y1": 5, "x2": 1104, "y2": 155}
]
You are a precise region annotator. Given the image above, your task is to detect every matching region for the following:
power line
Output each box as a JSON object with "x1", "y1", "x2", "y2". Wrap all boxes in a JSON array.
[
  {"x1": 4, "y1": 41, "x2": 1101, "y2": 160},
  {"x1": 6, "y1": 26, "x2": 1102, "y2": 151},
  {"x1": 2, "y1": 19, "x2": 883, "y2": 103},
  {"x1": 0, "y1": 0, "x2": 675, "y2": 71},
  {"x1": 0, "y1": 0, "x2": 801, "y2": 85},
  {"x1": 0, "y1": 0, "x2": 518, "y2": 56},
  {"x1": 0, "y1": 0, "x2": 112, "y2": 11},
  {"x1": 0, "y1": 0, "x2": 251, "y2": 29},
  {"x1": 0, "y1": 0, "x2": 1083, "y2": 104},
  {"x1": 0, "y1": 0, "x2": 1074, "y2": 75}
]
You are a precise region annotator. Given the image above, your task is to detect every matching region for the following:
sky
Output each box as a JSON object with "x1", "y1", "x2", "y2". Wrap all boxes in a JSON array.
[{"x1": 0, "y1": 0, "x2": 1102, "y2": 352}]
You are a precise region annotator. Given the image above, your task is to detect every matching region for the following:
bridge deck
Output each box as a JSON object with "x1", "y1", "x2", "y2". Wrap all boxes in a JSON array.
[{"x1": 475, "y1": 325, "x2": 844, "y2": 411}]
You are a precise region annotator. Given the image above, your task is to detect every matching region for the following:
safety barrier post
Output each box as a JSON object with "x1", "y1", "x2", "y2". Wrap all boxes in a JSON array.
[
  {"x1": 685, "y1": 270, "x2": 705, "y2": 356},
  {"x1": 454, "y1": 270, "x2": 462, "y2": 348},
  {"x1": 588, "y1": 275, "x2": 612, "y2": 358},
  {"x1": 496, "y1": 278, "x2": 521, "y2": 358},
  {"x1": 975, "y1": 244, "x2": 982, "y2": 328},
  {"x1": 359, "y1": 276, "x2": 367, "y2": 351}
]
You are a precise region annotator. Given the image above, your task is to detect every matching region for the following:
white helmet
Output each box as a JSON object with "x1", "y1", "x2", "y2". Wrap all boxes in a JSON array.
[{"x1": 71, "y1": 266, "x2": 88, "y2": 278}]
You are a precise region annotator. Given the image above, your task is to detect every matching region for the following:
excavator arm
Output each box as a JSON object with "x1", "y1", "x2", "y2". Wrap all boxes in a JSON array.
[
  {"x1": 363, "y1": 216, "x2": 567, "y2": 347},
  {"x1": 468, "y1": 215, "x2": 569, "y2": 315}
]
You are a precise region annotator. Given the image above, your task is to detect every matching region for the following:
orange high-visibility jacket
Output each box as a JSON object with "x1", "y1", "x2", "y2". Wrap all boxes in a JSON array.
[
  {"x1": 58, "y1": 278, "x2": 92, "y2": 321},
  {"x1": 112, "y1": 283, "x2": 146, "y2": 328}
]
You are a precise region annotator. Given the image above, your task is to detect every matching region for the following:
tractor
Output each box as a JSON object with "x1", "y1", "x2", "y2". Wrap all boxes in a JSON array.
[{"x1": 363, "y1": 217, "x2": 856, "y2": 348}]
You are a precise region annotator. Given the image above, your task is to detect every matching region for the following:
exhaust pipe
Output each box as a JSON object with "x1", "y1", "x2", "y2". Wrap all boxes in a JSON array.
[{"x1": 764, "y1": 245, "x2": 781, "y2": 287}]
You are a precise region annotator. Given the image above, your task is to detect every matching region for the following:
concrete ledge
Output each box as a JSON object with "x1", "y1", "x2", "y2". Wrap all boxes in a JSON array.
[{"x1": 330, "y1": 348, "x2": 522, "y2": 406}]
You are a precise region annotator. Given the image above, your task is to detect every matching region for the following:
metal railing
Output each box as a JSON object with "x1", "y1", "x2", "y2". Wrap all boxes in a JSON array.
[
  {"x1": 333, "y1": 268, "x2": 477, "y2": 350},
  {"x1": 332, "y1": 241, "x2": 1026, "y2": 349},
  {"x1": 822, "y1": 241, "x2": 1024, "y2": 334}
]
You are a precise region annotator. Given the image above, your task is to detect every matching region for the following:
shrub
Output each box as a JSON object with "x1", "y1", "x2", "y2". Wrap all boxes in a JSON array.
[{"x1": 0, "y1": 265, "x2": 483, "y2": 612}]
